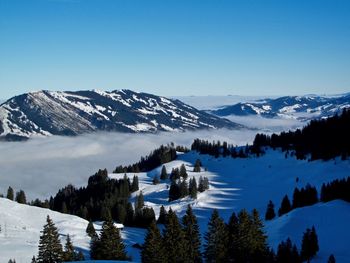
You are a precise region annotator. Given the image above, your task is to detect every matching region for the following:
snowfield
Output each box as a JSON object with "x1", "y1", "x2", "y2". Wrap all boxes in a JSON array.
[{"x1": 0, "y1": 149, "x2": 349, "y2": 262}]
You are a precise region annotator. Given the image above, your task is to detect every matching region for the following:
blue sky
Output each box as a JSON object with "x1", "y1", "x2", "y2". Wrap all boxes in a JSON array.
[{"x1": 0, "y1": 0, "x2": 349, "y2": 99}]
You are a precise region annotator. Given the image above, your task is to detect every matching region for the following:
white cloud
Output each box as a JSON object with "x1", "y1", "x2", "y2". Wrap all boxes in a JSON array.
[{"x1": 0, "y1": 129, "x2": 257, "y2": 200}]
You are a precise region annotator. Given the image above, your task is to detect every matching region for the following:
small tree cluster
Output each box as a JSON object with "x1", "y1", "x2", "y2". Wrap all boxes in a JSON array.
[
  {"x1": 321, "y1": 177, "x2": 350, "y2": 203},
  {"x1": 198, "y1": 176, "x2": 209, "y2": 192},
  {"x1": 292, "y1": 184, "x2": 318, "y2": 208},
  {"x1": 169, "y1": 177, "x2": 202, "y2": 202}
]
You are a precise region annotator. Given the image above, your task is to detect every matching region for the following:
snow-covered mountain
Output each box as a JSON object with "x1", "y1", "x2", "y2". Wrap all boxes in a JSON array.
[
  {"x1": 210, "y1": 93, "x2": 350, "y2": 120},
  {"x1": 0, "y1": 89, "x2": 240, "y2": 140}
]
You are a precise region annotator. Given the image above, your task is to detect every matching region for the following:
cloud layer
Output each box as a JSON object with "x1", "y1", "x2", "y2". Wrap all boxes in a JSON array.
[{"x1": 0, "y1": 129, "x2": 257, "y2": 200}]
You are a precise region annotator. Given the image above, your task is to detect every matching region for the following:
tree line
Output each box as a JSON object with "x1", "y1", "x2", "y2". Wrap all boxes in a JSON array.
[
  {"x1": 142, "y1": 205, "x2": 323, "y2": 263},
  {"x1": 265, "y1": 176, "x2": 350, "y2": 220},
  {"x1": 253, "y1": 108, "x2": 350, "y2": 161}
]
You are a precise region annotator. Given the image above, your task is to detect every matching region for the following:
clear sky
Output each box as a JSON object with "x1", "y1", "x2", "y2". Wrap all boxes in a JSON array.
[{"x1": 0, "y1": 0, "x2": 349, "y2": 99}]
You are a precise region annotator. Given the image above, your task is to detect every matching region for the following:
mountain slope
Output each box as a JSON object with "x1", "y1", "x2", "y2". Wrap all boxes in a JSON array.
[
  {"x1": 0, "y1": 89, "x2": 240, "y2": 140},
  {"x1": 210, "y1": 94, "x2": 350, "y2": 120}
]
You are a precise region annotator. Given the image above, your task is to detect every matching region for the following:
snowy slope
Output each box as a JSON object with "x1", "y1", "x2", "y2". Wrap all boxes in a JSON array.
[
  {"x1": 265, "y1": 200, "x2": 350, "y2": 263},
  {"x1": 1, "y1": 150, "x2": 349, "y2": 262},
  {"x1": 0, "y1": 90, "x2": 240, "y2": 140},
  {"x1": 110, "y1": 150, "x2": 350, "y2": 262}
]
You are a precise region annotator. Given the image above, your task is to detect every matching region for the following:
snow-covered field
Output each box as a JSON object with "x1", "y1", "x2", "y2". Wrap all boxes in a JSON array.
[{"x1": 2, "y1": 149, "x2": 347, "y2": 262}]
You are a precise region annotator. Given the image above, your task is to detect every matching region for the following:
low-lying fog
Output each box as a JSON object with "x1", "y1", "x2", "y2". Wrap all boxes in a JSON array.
[{"x1": 0, "y1": 128, "x2": 261, "y2": 200}]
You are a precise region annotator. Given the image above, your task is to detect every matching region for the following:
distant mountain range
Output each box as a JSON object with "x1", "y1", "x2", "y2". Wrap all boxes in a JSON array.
[
  {"x1": 210, "y1": 94, "x2": 350, "y2": 120},
  {"x1": 0, "y1": 89, "x2": 240, "y2": 140}
]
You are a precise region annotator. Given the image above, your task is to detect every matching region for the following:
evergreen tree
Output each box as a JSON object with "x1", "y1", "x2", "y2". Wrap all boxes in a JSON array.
[
  {"x1": 301, "y1": 226, "x2": 319, "y2": 262},
  {"x1": 168, "y1": 180, "x2": 181, "y2": 202},
  {"x1": 193, "y1": 159, "x2": 202, "y2": 172},
  {"x1": 160, "y1": 165, "x2": 168, "y2": 180},
  {"x1": 131, "y1": 175, "x2": 139, "y2": 192},
  {"x1": 276, "y1": 238, "x2": 301, "y2": 263},
  {"x1": 189, "y1": 177, "x2": 198, "y2": 199},
  {"x1": 86, "y1": 221, "x2": 97, "y2": 238},
  {"x1": 278, "y1": 195, "x2": 292, "y2": 216},
  {"x1": 141, "y1": 221, "x2": 166, "y2": 263},
  {"x1": 328, "y1": 254, "x2": 336, "y2": 263},
  {"x1": 31, "y1": 256, "x2": 37, "y2": 263},
  {"x1": 227, "y1": 212, "x2": 239, "y2": 261},
  {"x1": 37, "y1": 215, "x2": 64, "y2": 263},
  {"x1": 204, "y1": 209, "x2": 228, "y2": 262},
  {"x1": 6, "y1": 186, "x2": 14, "y2": 201},
  {"x1": 15, "y1": 190, "x2": 26, "y2": 204},
  {"x1": 157, "y1": 205, "x2": 167, "y2": 224},
  {"x1": 180, "y1": 179, "x2": 189, "y2": 198},
  {"x1": 163, "y1": 209, "x2": 187, "y2": 262},
  {"x1": 63, "y1": 235, "x2": 75, "y2": 261},
  {"x1": 135, "y1": 192, "x2": 145, "y2": 210},
  {"x1": 182, "y1": 205, "x2": 202, "y2": 263},
  {"x1": 125, "y1": 202, "x2": 134, "y2": 226},
  {"x1": 180, "y1": 164, "x2": 188, "y2": 179},
  {"x1": 91, "y1": 218, "x2": 128, "y2": 260},
  {"x1": 265, "y1": 200, "x2": 276, "y2": 220}
]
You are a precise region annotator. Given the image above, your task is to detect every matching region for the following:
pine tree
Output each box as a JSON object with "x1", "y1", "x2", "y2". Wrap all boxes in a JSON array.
[
  {"x1": 328, "y1": 254, "x2": 336, "y2": 263},
  {"x1": 86, "y1": 221, "x2": 97, "y2": 238},
  {"x1": 135, "y1": 192, "x2": 145, "y2": 210},
  {"x1": 15, "y1": 190, "x2": 26, "y2": 204},
  {"x1": 276, "y1": 238, "x2": 301, "y2": 263},
  {"x1": 163, "y1": 209, "x2": 187, "y2": 262},
  {"x1": 189, "y1": 177, "x2": 198, "y2": 199},
  {"x1": 182, "y1": 205, "x2": 202, "y2": 263},
  {"x1": 31, "y1": 256, "x2": 37, "y2": 263},
  {"x1": 63, "y1": 235, "x2": 75, "y2": 261},
  {"x1": 37, "y1": 215, "x2": 64, "y2": 263},
  {"x1": 131, "y1": 175, "x2": 139, "y2": 192},
  {"x1": 141, "y1": 221, "x2": 166, "y2": 263},
  {"x1": 301, "y1": 226, "x2": 319, "y2": 262},
  {"x1": 278, "y1": 195, "x2": 292, "y2": 216},
  {"x1": 180, "y1": 164, "x2": 188, "y2": 179},
  {"x1": 204, "y1": 209, "x2": 228, "y2": 262},
  {"x1": 265, "y1": 200, "x2": 276, "y2": 220},
  {"x1": 6, "y1": 186, "x2": 14, "y2": 201},
  {"x1": 157, "y1": 205, "x2": 167, "y2": 224},
  {"x1": 193, "y1": 159, "x2": 202, "y2": 172},
  {"x1": 125, "y1": 202, "x2": 134, "y2": 226},
  {"x1": 91, "y1": 218, "x2": 128, "y2": 260},
  {"x1": 227, "y1": 212, "x2": 239, "y2": 261},
  {"x1": 160, "y1": 165, "x2": 168, "y2": 180}
]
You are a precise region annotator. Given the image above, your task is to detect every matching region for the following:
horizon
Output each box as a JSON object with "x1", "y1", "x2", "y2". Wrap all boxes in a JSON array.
[{"x1": 1, "y1": 0, "x2": 350, "y2": 99}]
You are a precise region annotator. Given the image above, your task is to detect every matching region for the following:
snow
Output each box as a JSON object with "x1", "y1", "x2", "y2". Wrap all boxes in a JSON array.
[{"x1": 265, "y1": 200, "x2": 350, "y2": 263}]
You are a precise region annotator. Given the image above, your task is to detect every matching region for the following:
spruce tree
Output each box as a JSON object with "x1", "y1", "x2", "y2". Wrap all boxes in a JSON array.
[
  {"x1": 91, "y1": 218, "x2": 128, "y2": 260},
  {"x1": 204, "y1": 209, "x2": 228, "y2": 262},
  {"x1": 278, "y1": 195, "x2": 292, "y2": 216},
  {"x1": 31, "y1": 256, "x2": 37, "y2": 263},
  {"x1": 37, "y1": 215, "x2": 64, "y2": 263},
  {"x1": 250, "y1": 209, "x2": 268, "y2": 261},
  {"x1": 189, "y1": 177, "x2": 198, "y2": 199},
  {"x1": 265, "y1": 200, "x2": 276, "y2": 220},
  {"x1": 182, "y1": 205, "x2": 202, "y2": 263},
  {"x1": 180, "y1": 164, "x2": 188, "y2": 179},
  {"x1": 63, "y1": 235, "x2": 75, "y2": 261},
  {"x1": 131, "y1": 175, "x2": 139, "y2": 192},
  {"x1": 193, "y1": 159, "x2": 202, "y2": 172},
  {"x1": 6, "y1": 186, "x2": 14, "y2": 201},
  {"x1": 157, "y1": 205, "x2": 167, "y2": 224},
  {"x1": 163, "y1": 209, "x2": 187, "y2": 262},
  {"x1": 15, "y1": 190, "x2": 26, "y2": 204},
  {"x1": 152, "y1": 175, "x2": 160, "y2": 185},
  {"x1": 141, "y1": 221, "x2": 166, "y2": 263},
  {"x1": 301, "y1": 226, "x2": 319, "y2": 262},
  {"x1": 86, "y1": 221, "x2": 97, "y2": 238},
  {"x1": 160, "y1": 165, "x2": 168, "y2": 180},
  {"x1": 227, "y1": 212, "x2": 239, "y2": 261}
]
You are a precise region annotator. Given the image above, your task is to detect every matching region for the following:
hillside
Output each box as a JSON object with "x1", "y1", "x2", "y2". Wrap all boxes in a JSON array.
[
  {"x1": 1, "y1": 149, "x2": 349, "y2": 262},
  {"x1": 0, "y1": 89, "x2": 239, "y2": 140}
]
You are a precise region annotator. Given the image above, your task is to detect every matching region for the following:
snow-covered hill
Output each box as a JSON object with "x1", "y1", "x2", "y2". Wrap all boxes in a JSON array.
[
  {"x1": 210, "y1": 94, "x2": 350, "y2": 121},
  {"x1": 0, "y1": 89, "x2": 239, "y2": 140},
  {"x1": 1, "y1": 149, "x2": 349, "y2": 262}
]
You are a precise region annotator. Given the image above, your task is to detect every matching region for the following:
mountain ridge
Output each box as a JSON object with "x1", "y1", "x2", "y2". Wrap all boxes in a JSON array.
[{"x1": 0, "y1": 89, "x2": 240, "y2": 140}]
